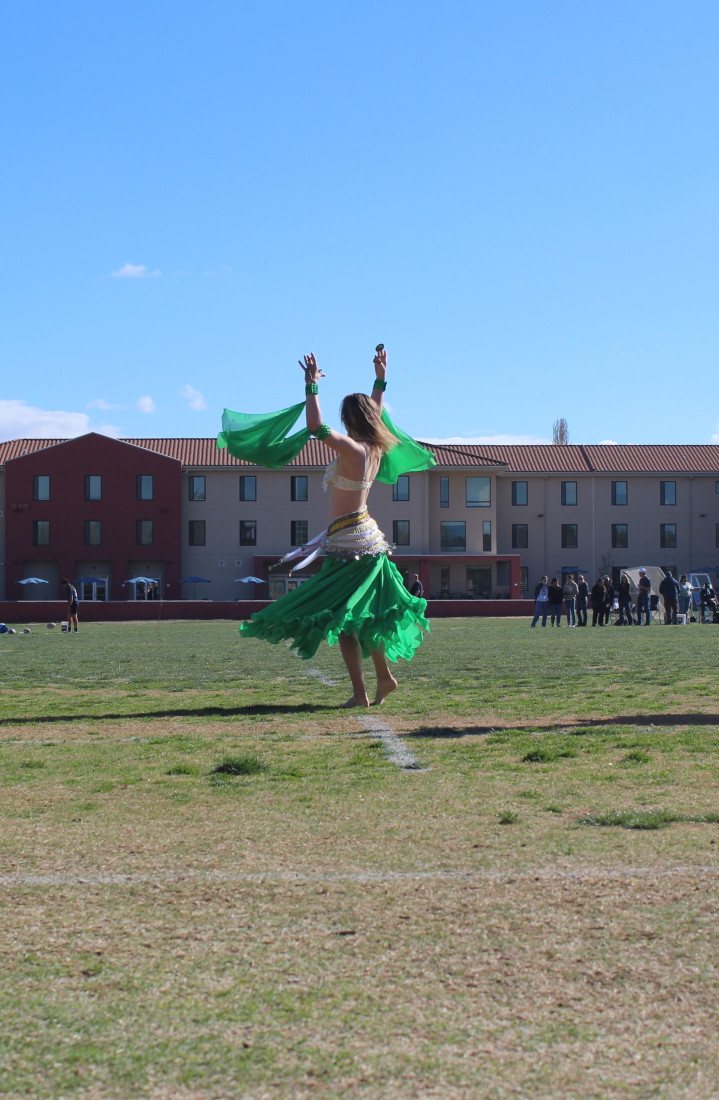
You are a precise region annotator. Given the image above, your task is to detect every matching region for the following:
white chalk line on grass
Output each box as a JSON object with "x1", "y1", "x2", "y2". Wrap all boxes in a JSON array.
[
  {"x1": 1, "y1": 866, "x2": 717, "y2": 889},
  {"x1": 286, "y1": 641, "x2": 339, "y2": 686},
  {"x1": 304, "y1": 667, "x2": 339, "y2": 687},
  {"x1": 356, "y1": 714, "x2": 426, "y2": 771}
]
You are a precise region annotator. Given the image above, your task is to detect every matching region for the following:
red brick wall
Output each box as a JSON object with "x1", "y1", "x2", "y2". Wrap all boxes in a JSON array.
[
  {"x1": 4, "y1": 434, "x2": 182, "y2": 600},
  {"x1": 0, "y1": 599, "x2": 535, "y2": 623}
]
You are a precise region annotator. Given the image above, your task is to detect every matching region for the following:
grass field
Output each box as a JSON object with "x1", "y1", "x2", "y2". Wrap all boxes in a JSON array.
[{"x1": 1, "y1": 617, "x2": 718, "y2": 1099}]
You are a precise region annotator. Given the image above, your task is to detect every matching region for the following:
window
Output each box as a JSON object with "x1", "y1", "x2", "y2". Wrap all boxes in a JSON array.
[
  {"x1": 561, "y1": 481, "x2": 577, "y2": 506},
  {"x1": 520, "y1": 566, "x2": 529, "y2": 593},
  {"x1": 512, "y1": 481, "x2": 528, "y2": 506},
  {"x1": 441, "y1": 521, "x2": 466, "y2": 552},
  {"x1": 660, "y1": 523, "x2": 676, "y2": 549},
  {"x1": 239, "y1": 475, "x2": 256, "y2": 501},
  {"x1": 561, "y1": 523, "x2": 578, "y2": 549},
  {"x1": 240, "y1": 520, "x2": 257, "y2": 546},
  {"x1": 84, "y1": 520, "x2": 102, "y2": 546},
  {"x1": 137, "y1": 475, "x2": 154, "y2": 501},
  {"x1": 291, "y1": 520, "x2": 308, "y2": 546},
  {"x1": 33, "y1": 475, "x2": 50, "y2": 501},
  {"x1": 611, "y1": 481, "x2": 628, "y2": 506},
  {"x1": 393, "y1": 476, "x2": 410, "y2": 502},
  {"x1": 33, "y1": 520, "x2": 50, "y2": 546},
  {"x1": 512, "y1": 524, "x2": 528, "y2": 549},
  {"x1": 440, "y1": 477, "x2": 449, "y2": 508},
  {"x1": 136, "y1": 519, "x2": 154, "y2": 546},
  {"x1": 85, "y1": 475, "x2": 102, "y2": 501},
  {"x1": 466, "y1": 477, "x2": 491, "y2": 507},
  {"x1": 483, "y1": 520, "x2": 492, "y2": 552},
  {"x1": 716, "y1": 524, "x2": 719, "y2": 549},
  {"x1": 189, "y1": 476, "x2": 206, "y2": 501},
  {"x1": 660, "y1": 481, "x2": 676, "y2": 506},
  {"x1": 189, "y1": 520, "x2": 206, "y2": 546},
  {"x1": 290, "y1": 476, "x2": 308, "y2": 502},
  {"x1": 612, "y1": 523, "x2": 628, "y2": 549},
  {"x1": 393, "y1": 520, "x2": 410, "y2": 545}
]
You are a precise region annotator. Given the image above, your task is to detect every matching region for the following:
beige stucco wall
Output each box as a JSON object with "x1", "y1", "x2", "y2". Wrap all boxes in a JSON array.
[{"x1": 495, "y1": 472, "x2": 719, "y2": 587}]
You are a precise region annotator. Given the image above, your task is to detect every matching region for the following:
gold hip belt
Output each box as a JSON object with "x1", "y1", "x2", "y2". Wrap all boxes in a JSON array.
[{"x1": 323, "y1": 510, "x2": 391, "y2": 559}]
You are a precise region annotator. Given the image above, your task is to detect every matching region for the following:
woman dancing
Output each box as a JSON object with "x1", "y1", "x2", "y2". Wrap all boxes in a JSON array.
[{"x1": 220, "y1": 347, "x2": 432, "y2": 707}]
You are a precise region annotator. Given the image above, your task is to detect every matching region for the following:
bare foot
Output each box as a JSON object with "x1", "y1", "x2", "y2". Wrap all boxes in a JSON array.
[
  {"x1": 340, "y1": 694, "x2": 370, "y2": 709},
  {"x1": 372, "y1": 676, "x2": 398, "y2": 706}
]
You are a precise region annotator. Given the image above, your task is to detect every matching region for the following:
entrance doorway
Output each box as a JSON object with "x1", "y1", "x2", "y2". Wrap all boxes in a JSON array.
[
  {"x1": 269, "y1": 575, "x2": 309, "y2": 600},
  {"x1": 79, "y1": 577, "x2": 108, "y2": 601},
  {"x1": 466, "y1": 565, "x2": 491, "y2": 599}
]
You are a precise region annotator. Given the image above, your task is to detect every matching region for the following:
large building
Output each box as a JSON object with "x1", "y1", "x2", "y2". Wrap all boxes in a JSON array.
[{"x1": 1, "y1": 433, "x2": 718, "y2": 604}]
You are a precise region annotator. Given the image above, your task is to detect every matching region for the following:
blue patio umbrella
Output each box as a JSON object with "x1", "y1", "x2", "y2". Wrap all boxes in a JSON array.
[
  {"x1": 235, "y1": 576, "x2": 266, "y2": 584},
  {"x1": 16, "y1": 577, "x2": 49, "y2": 585},
  {"x1": 123, "y1": 576, "x2": 161, "y2": 594},
  {"x1": 180, "y1": 576, "x2": 211, "y2": 598}
]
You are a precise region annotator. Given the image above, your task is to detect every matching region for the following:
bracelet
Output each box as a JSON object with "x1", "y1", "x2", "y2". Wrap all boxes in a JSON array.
[
  {"x1": 305, "y1": 382, "x2": 319, "y2": 395},
  {"x1": 372, "y1": 378, "x2": 387, "y2": 392},
  {"x1": 311, "y1": 423, "x2": 332, "y2": 440}
]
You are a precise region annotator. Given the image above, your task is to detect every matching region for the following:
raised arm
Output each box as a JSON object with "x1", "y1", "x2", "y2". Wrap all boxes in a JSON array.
[
  {"x1": 370, "y1": 345, "x2": 387, "y2": 411},
  {"x1": 299, "y1": 353, "x2": 364, "y2": 460},
  {"x1": 300, "y1": 353, "x2": 325, "y2": 433}
]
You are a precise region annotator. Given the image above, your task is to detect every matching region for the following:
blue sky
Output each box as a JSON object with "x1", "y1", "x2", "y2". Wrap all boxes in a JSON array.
[{"x1": 2, "y1": 1, "x2": 718, "y2": 446}]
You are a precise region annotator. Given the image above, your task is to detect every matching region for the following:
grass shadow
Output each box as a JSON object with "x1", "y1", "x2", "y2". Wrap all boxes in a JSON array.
[{"x1": 407, "y1": 713, "x2": 719, "y2": 739}]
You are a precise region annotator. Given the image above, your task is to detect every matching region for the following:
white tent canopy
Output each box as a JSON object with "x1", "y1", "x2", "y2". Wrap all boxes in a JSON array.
[{"x1": 623, "y1": 566, "x2": 666, "y2": 593}]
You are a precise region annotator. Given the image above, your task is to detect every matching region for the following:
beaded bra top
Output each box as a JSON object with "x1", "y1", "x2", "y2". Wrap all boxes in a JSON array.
[{"x1": 322, "y1": 444, "x2": 374, "y2": 493}]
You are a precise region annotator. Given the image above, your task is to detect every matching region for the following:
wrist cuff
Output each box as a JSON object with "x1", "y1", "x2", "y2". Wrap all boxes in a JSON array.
[
  {"x1": 372, "y1": 378, "x2": 387, "y2": 391},
  {"x1": 305, "y1": 382, "x2": 319, "y2": 395},
  {"x1": 311, "y1": 423, "x2": 332, "y2": 440}
]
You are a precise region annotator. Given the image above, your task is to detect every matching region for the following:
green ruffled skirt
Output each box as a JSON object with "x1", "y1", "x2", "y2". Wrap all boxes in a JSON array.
[{"x1": 240, "y1": 554, "x2": 429, "y2": 662}]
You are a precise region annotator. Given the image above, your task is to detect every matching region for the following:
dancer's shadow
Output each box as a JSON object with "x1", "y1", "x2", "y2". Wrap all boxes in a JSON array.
[{"x1": 0, "y1": 702, "x2": 340, "y2": 727}]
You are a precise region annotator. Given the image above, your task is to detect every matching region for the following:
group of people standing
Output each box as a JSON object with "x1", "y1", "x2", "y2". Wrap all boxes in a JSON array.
[
  {"x1": 531, "y1": 574, "x2": 589, "y2": 627},
  {"x1": 531, "y1": 569, "x2": 709, "y2": 628}
]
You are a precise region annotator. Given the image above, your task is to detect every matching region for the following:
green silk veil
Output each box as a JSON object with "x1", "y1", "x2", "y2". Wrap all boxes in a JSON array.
[{"x1": 217, "y1": 401, "x2": 436, "y2": 483}]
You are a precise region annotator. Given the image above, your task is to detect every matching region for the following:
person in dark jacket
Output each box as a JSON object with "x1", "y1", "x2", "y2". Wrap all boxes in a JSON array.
[
  {"x1": 547, "y1": 577, "x2": 564, "y2": 626},
  {"x1": 617, "y1": 573, "x2": 634, "y2": 625},
  {"x1": 576, "y1": 574, "x2": 589, "y2": 627},
  {"x1": 591, "y1": 579, "x2": 606, "y2": 626},
  {"x1": 700, "y1": 581, "x2": 717, "y2": 623},
  {"x1": 636, "y1": 568, "x2": 652, "y2": 625},
  {"x1": 659, "y1": 570, "x2": 679, "y2": 624}
]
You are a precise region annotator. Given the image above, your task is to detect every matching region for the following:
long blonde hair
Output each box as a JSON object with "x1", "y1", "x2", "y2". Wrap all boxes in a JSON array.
[{"x1": 340, "y1": 393, "x2": 396, "y2": 455}]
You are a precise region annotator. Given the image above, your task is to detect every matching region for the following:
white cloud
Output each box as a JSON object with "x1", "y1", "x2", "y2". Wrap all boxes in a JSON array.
[
  {"x1": 422, "y1": 433, "x2": 551, "y2": 446},
  {"x1": 598, "y1": 439, "x2": 619, "y2": 445},
  {"x1": 136, "y1": 396, "x2": 157, "y2": 414},
  {"x1": 0, "y1": 400, "x2": 121, "y2": 441},
  {"x1": 711, "y1": 424, "x2": 719, "y2": 443},
  {"x1": 112, "y1": 262, "x2": 162, "y2": 278},
  {"x1": 86, "y1": 398, "x2": 119, "y2": 410},
  {"x1": 180, "y1": 384, "x2": 206, "y2": 411}
]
